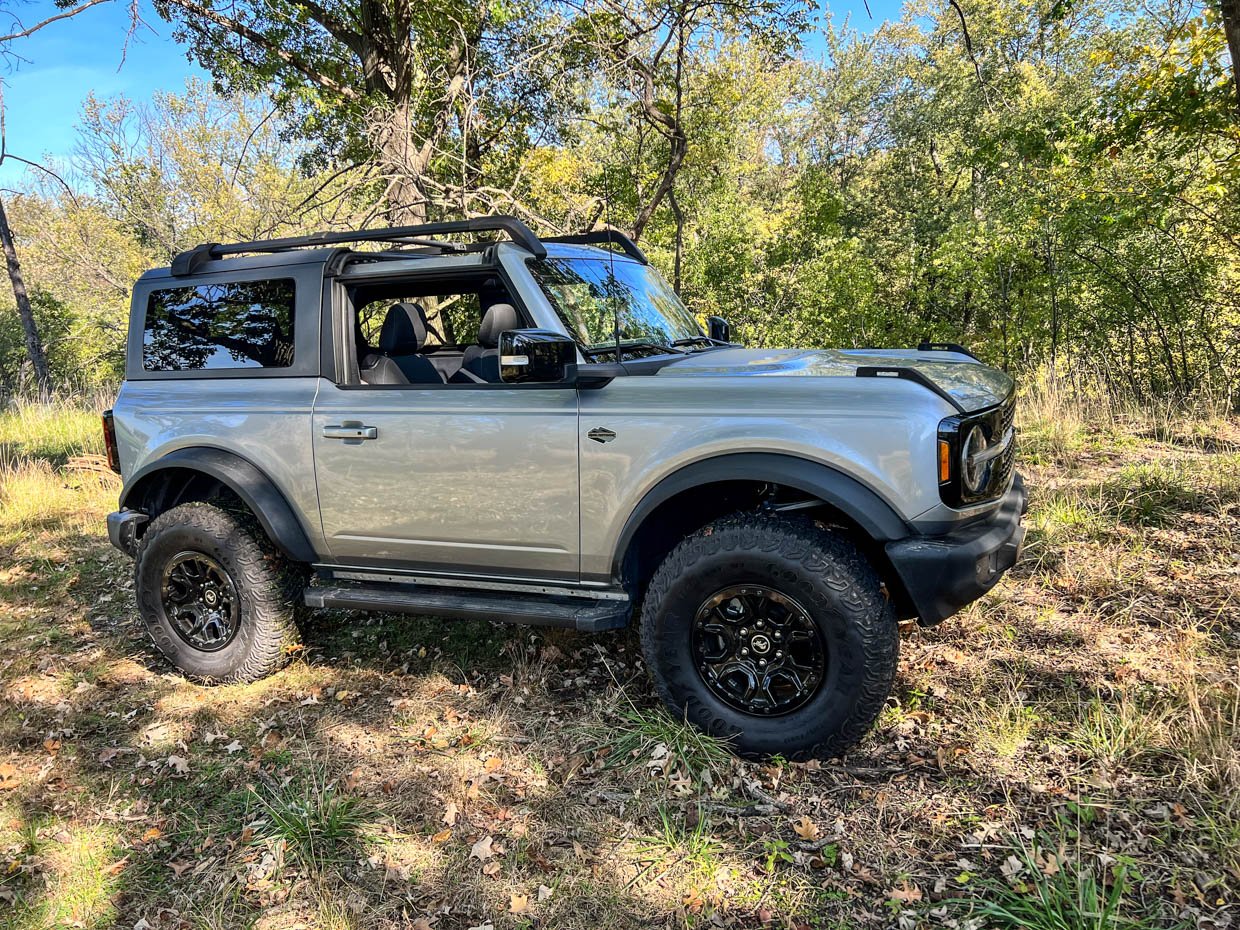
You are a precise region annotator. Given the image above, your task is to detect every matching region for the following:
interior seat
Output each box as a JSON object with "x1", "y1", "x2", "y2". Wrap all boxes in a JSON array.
[
  {"x1": 452, "y1": 303, "x2": 521, "y2": 383},
  {"x1": 361, "y1": 302, "x2": 443, "y2": 385}
]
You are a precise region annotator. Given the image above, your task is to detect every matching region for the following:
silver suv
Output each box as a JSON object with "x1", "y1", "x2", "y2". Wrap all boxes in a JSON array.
[{"x1": 103, "y1": 217, "x2": 1025, "y2": 759}]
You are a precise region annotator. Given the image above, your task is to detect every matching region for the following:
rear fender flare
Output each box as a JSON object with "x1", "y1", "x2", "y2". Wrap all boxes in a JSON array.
[{"x1": 120, "y1": 447, "x2": 317, "y2": 563}]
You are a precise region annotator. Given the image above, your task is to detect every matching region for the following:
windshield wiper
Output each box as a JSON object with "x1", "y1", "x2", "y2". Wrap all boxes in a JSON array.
[
  {"x1": 582, "y1": 341, "x2": 688, "y2": 359},
  {"x1": 669, "y1": 335, "x2": 729, "y2": 350}
]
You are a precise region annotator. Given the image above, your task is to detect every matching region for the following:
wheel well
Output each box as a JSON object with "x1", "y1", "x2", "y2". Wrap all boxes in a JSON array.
[
  {"x1": 620, "y1": 480, "x2": 916, "y2": 620},
  {"x1": 125, "y1": 467, "x2": 245, "y2": 525}
]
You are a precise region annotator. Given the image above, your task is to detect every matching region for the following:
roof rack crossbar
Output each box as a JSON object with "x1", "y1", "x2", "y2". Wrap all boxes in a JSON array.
[
  {"x1": 544, "y1": 230, "x2": 648, "y2": 264},
  {"x1": 170, "y1": 217, "x2": 547, "y2": 276}
]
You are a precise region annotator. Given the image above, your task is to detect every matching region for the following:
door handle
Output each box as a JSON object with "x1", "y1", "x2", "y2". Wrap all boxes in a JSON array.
[{"x1": 322, "y1": 424, "x2": 378, "y2": 441}]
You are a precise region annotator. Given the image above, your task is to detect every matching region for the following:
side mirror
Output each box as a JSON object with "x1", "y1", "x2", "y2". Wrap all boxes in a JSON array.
[
  {"x1": 499, "y1": 329, "x2": 577, "y2": 384},
  {"x1": 707, "y1": 316, "x2": 731, "y2": 343}
]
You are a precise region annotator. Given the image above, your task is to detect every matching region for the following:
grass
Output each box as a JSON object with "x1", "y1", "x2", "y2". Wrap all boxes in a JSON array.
[
  {"x1": 950, "y1": 836, "x2": 1159, "y2": 930},
  {"x1": 0, "y1": 389, "x2": 1238, "y2": 930}
]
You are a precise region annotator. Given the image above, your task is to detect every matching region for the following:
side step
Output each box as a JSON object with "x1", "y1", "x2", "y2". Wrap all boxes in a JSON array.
[{"x1": 304, "y1": 583, "x2": 631, "y2": 633}]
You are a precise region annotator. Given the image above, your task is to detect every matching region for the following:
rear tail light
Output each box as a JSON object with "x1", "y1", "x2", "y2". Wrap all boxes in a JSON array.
[{"x1": 102, "y1": 410, "x2": 121, "y2": 474}]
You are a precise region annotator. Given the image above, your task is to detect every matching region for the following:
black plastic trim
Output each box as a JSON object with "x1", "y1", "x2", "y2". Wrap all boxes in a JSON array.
[
  {"x1": 119, "y1": 447, "x2": 318, "y2": 563},
  {"x1": 917, "y1": 341, "x2": 980, "y2": 361},
  {"x1": 887, "y1": 474, "x2": 1026, "y2": 626},
  {"x1": 611, "y1": 452, "x2": 913, "y2": 580},
  {"x1": 543, "y1": 230, "x2": 649, "y2": 264},
  {"x1": 170, "y1": 217, "x2": 546, "y2": 276},
  {"x1": 855, "y1": 366, "x2": 966, "y2": 414}
]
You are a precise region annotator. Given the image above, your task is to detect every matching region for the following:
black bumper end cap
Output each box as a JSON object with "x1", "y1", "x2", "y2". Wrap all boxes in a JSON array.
[
  {"x1": 107, "y1": 510, "x2": 149, "y2": 557},
  {"x1": 885, "y1": 475, "x2": 1027, "y2": 627}
]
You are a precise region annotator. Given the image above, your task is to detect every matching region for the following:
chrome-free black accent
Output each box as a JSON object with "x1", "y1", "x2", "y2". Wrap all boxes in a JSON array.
[
  {"x1": 304, "y1": 583, "x2": 630, "y2": 633},
  {"x1": 707, "y1": 316, "x2": 732, "y2": 343},
  {"x1": 587, "y1": 426, "x2": 617, "y2": 443},
  {"x1": 692, "y1": 585, "x2": 826, "y2": 716},
  {"x1": 498, "y1": 328, "x2": 577, "y2": 384},
  {"x1": 107, "y1": 509, "x2": 149, "y2": 556},
  {"x1": 102, "y1": 409, "x2": 120, "y2": 473},
  {"x1": 917, "y1": 341, "x2": 980, "y2": 361},
  {"x1": 887, "y1": 474, "x2": 1026, "y2": 626},
  {"x1": 543, "y1": 230, "x2": 648, "y2": 264},
  {"x1": 611, "y1": 452, "x2": 912, "y2": 583},
  {"x1": 854, "y1": 366, "x2": 966, "y2": 414},
  {"x1": 171, "y1": 217, "x2": 548, "y2": 276},
  {"x1": 937, "y1": 396, "x2": 1017, "y2": 507},
  {"x1": 161, "y1": 551, "x2": 240, "y2": 651},
  {"x1": 118, "y1": 447, "x2": 318, "y2": 563}
]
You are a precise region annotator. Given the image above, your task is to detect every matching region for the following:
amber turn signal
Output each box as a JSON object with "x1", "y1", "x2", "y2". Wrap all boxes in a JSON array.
[{"x1": 938, "y1": 439, "x2": 951, "y2": 483}]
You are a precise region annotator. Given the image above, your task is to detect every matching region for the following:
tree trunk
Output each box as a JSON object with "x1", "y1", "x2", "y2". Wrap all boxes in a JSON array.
[
  {"x1": 0, "y1": 193, "x2": 51, "y2": 396},
  {"x1": 1223, "y1": 0, "x2": 1240, "y2": 117}
]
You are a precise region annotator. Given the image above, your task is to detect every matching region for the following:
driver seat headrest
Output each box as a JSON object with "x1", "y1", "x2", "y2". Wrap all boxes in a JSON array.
[{"x1": 477, "y1": 303, "x2": 521, "y2": 349}]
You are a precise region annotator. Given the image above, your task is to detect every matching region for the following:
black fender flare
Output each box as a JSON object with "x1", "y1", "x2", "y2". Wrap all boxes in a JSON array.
[
  {"x1": 611, "y1": 452, "x2": 912, "y2": 579},
  {"x1": 120, "y1": 447, "x2": 318, "y2": 563}
]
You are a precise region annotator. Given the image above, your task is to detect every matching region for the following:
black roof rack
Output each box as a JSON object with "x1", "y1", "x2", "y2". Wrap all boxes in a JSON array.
[
  {"x1": 543, "y1": 230, "x2": 648, "y2": 264},
  {"x1": 169, "y1": 216, "x2": 549, "y2": 277}
]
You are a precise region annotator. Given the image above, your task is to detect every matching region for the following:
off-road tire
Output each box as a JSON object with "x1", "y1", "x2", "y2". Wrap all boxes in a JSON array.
[
  {"x1": 134, "y1": 502, "x2": 304, "y2": 683},
  {"x1": 640, "y1": 514, "x2": 898, "y2": 760}
]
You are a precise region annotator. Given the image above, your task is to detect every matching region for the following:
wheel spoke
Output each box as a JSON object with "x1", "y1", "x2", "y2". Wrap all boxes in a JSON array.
[
  {"x1": 160, "y1": 552, "x2": 239, "y2": 653},
  {"x1": 691, "y1": 584, "x2": 827, "y2": 717}
]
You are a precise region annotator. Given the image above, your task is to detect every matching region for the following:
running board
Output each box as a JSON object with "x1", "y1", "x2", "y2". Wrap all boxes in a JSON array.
[{"x1": 303, "y1": 583, "x2": 630, "y2": 633}]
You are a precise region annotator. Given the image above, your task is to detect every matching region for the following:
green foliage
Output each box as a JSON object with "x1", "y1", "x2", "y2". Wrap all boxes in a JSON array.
[{"x1": 4, "y1": 0, "x2": 1240, "y2": 405}]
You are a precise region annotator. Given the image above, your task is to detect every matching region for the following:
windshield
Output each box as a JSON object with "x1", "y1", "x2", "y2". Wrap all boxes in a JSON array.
[{"x1": 529, "y1": 256, "x2": 702, "y2": 356}]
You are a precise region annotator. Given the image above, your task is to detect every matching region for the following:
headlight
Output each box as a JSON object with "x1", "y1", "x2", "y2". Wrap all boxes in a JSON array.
[{"x1": 961, "y1": 424, "x2": 991, "y2": 494}]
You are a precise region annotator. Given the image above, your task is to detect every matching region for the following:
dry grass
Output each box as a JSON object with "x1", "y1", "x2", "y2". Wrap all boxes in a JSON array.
[{"x1": 0, "y1": 391, "x2": 1237, "y2": 930}]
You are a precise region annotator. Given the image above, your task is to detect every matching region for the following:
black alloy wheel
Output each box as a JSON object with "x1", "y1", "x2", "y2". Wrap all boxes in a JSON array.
[
  {"x1": 161, "y1": 551, "x2": 240, "y2": 651},
  {"x1": 691, "y1": 585, "x2": 826, "y2": 716}
]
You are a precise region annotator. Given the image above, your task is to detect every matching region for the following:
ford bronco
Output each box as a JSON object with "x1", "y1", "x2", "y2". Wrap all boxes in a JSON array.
[{"x1": 103, "y1": 217, "x2": 1025, "y2": 759}]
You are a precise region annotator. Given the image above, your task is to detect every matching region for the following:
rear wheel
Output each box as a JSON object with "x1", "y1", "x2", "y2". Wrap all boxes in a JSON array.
[
  {"x1": 134, "y1": 502, "x2": 303, "y2": 683},
  {"x1": 640, "y1": 514, "x2": 898, "y2": 759}
]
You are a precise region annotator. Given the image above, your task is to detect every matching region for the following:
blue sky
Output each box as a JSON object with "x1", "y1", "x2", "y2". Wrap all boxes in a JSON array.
[{"x1": 0, "y1": 0, "x2": 908, "y2": 186}]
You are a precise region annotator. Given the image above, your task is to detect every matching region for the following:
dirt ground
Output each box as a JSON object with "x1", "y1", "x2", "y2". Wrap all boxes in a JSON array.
[{"x1": 0, "y1": 399, "x2": 1236, "y2": 930}]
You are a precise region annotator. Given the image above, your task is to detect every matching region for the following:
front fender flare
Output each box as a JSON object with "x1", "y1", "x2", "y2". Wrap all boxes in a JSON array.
[
  {"x1": 120, "y1": 447, "x2": 317, "y2": 563},
  {"x1": 611, "y1": 452, "x2": 913, "y2": 579}
]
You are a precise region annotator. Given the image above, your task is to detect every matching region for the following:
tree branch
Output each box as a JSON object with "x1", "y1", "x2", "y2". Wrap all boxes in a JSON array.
[{"x1": 0, "y1": 0, "x2": 110, "y2": 44}]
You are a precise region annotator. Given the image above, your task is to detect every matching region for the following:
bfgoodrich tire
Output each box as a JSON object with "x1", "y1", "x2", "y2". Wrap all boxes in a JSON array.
[
  {"x1": 134, "y1": 502, "x2": 303, "y2": 683},
  {"x1": 639, "y1": 514, "x2": 898, "y2": 760}
]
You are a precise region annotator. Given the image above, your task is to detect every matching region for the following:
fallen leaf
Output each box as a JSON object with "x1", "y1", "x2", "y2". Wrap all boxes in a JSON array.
[
  {"x1": 443, "y1": 801, "x2": 459, "y2": 826},
  {"x1": 792, "y1": 815, "x2": 819, "y2": 840},
  {"x1": 887, "y1": 881, "x2": 923, "y2": 904},
  {"x1": 482, "y1": 860, "x2": 501, "y2": 876},
  {"x1": 538, "y1": 884, "x2": 553, "y2": 901},
  {"x1": 508, "y1": 893, "x2": 529, "y2": 914},
  {"x1": 166, "y1": 755, "x2": 189, "y2": 775},
  {"x1": 0, "y1": 763, "x2": 17, "y2": 791},
  {"x1": 470, "y1": 835, "x2": 496, "y2": 861},
  {"x1": 224, "y1": 741, "x2": 243, "y2": 755},
  {"x1": 141, "y1": 826, "x2": 162, "y2": 843},
  {"x1": 431, "y1": 828, "x2": 452, "y2": 843},
  {"x1": 168, "y1": 860, "x2": 192, "y2": 877},
  {"x1": 98, "y1": 747, "x2": 121, "y2": 764},
  {"x1": 483, "y1": 756, "x2": 503, "y2": 773}
]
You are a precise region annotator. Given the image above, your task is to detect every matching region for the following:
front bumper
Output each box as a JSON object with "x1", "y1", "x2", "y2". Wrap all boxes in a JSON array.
[
  {"x1": 107, "y1": 509, "x2": 149, "y2": 557},
  {"x1": 885, "y1": 474, "x2": 1027, "y2": 626}
]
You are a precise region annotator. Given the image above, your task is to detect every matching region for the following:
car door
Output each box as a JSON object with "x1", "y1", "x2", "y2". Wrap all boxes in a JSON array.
[{"x1": 311, "y1": 276, "x2": 581, "y2": 582}]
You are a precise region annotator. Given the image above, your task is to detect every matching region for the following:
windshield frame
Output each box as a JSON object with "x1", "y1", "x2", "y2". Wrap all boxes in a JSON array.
[{"x1": 527, "y1": 253, "x2": 703, "y2": 360}]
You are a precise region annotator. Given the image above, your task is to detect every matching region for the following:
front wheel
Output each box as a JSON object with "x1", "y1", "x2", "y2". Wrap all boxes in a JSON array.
[
  {"x1": 134, "y1": 502, "x2": 304, "y2": 683},
  {"x1": 639, "y1": 514, "x2": 898, "y2": 760}
]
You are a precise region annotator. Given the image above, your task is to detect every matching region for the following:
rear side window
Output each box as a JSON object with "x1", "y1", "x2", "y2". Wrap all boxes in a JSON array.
[{"x1": 143, "y1": 279, "x2": 296, "y2": 372}]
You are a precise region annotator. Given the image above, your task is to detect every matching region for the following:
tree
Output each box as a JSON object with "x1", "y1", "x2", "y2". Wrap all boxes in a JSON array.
[
  {"x1": 153, "y1": 0, "x2": 574, "y2": 224},
  {"x1": 0, "y1": 0, "x2": 130, "y2": 394}
]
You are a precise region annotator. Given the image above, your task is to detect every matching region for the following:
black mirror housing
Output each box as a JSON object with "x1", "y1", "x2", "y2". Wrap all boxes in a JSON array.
[
  {"x1": 499, "y1": 329, "x2": 578, "y2": 384},
  {"x1": 707, "y1": 316, "x2": 731, "y2": 343}
]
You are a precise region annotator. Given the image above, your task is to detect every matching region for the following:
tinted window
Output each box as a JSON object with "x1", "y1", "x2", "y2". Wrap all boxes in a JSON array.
[{"x1": 143, "y1": 279, "x2": 296, "y2": 371}]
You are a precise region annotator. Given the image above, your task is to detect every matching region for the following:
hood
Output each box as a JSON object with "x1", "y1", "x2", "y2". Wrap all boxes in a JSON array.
[{"x1": 656, "y1": 347, "x2": 1014, "y2": 412}]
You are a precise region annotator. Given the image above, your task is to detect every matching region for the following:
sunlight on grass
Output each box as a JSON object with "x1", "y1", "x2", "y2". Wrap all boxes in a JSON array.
[
  {"x1": 0, "y1": 397, "x2": 107, "y2": 465},
  {"x1": 968, "y1": 685, "x2": 1039, "y2": 762},
  {"x1": 583, "y1": 695, "x2": 734, "y2": 786},
  {"x1": 949, "y1": 834, "x2": 1164, "y2": 930},
  {"x1": 1068, "y1": 693, "x2": 1170, "y2": 771},
  {"x1": 4, "y1": 823, "x2": 125, "y2": 929}
]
